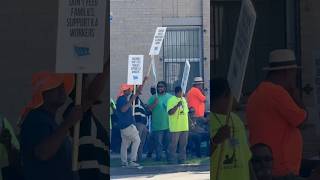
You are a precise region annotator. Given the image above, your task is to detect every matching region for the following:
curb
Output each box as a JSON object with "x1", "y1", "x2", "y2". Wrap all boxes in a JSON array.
[{"x1": 110, "y1": 164, "x2": 209, "y2": 175}]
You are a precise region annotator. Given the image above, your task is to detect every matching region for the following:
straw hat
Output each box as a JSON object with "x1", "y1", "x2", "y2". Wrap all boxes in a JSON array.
[
  {"x1": 263, "y1": 49, "x2": 301, "y2": 71},
  {"x1": 193, "y1": 77, "x2": 204, "y2": 84}
]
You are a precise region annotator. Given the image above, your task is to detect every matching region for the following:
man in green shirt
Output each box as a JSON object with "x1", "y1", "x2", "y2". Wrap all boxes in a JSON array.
[
  {"x1": 167, "y1": 86, "x2": 189, "y2": 164},
  {"x1": 147, "y1": 81, "x2": 172, "y2": 161}
]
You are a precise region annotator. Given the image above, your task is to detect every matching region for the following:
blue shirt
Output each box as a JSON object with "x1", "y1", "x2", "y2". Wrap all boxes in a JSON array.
[
  {"x1": 20, "y1": 108, "x2": 72, "y2": 180},
  {"x1": 116, "y1": 95, "x2": 135, "y2": 129}
]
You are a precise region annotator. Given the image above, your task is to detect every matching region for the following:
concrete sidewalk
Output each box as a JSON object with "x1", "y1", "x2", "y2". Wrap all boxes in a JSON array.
[
  {"x1": 111, "y1": 171, "x2": 210, "y2": 180},
  {"x1": 111, "y1": 151, "x2": 210, "y2": 177},
  {"x1": 111, "y1": 163, "x2": 209, "y2": 176}
]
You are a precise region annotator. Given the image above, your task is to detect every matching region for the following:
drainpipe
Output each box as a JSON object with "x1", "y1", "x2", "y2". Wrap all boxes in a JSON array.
[{"x1": 200, "y1": 0, "x2": 205, "y2": 78}]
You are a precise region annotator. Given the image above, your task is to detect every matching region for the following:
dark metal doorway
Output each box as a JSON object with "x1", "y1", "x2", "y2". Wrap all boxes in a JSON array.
[{"x1": 211, "y1": 0, "x2": 301, "y2": 101}]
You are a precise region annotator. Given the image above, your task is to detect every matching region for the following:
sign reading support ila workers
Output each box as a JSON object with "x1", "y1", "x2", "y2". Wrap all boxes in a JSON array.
[
  {"x1": 149, "y1": 27, "x2": 167, "y2": 56},
  {"x1": 181, "y1": 60, "x2": 191, "y2": 94},
  {"x1": 227, "y1": 0, "x2": 256, "y2": 102},
  {"x1": 56, "y1": 0, "x2": 107, "y2": 73},
  {"x1": 128, "y1": 55, "x2": 144, "y2": 85}
]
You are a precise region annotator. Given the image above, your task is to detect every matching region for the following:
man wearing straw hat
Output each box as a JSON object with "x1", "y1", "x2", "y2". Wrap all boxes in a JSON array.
[
  {"x1": 246, "y1": 49, "x2": 307, "y2": 178},
  {"x1": 19, "y1": 72, "x2": 83, "y2": 180},
  {"x1": 187, "y1": 77, "x2": 207, "y2": 118},
  {"x1": 187, "y1": 77, "x2": 208, "y2": 157}
]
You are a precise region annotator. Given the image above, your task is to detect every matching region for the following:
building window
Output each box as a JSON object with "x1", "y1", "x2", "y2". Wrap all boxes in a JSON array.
[{"x1": 162, "y1": 26, "x2": 203, "y2": 93}]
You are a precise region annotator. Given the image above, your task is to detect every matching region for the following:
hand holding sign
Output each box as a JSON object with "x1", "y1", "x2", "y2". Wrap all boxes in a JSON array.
[
  {"x1": 218, "y1": 0, "x2": 256, "y2": 179},
  {"x1": 137, "y1": 76, "x2": 149, "y2": 93},
  {"x1": 143, "y1": 76, "x2": 149, "y2": 83},
  {"x1": 135, "y1": 89, "x2": 142, "y2": 96},
  {"x1": 56, "y1": 0, "x2": 107, "y2": 174}
]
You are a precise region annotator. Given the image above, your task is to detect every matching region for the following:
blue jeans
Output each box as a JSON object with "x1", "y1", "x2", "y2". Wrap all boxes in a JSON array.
[{"x1": 152, "y1": 129, "x2": 169, "y2": 160}]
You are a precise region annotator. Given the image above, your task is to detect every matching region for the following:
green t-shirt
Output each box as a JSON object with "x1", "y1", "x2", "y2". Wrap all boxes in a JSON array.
[
  {"x1": 0, "y1": 116, "x2": 20, "y2": 180},
  {"x1": 210, "y1": 112, "x2": 251, "y2": 180},
  {"x1": 166, "y1": 96, "x2": 189, "y2": 132},
  {"x1": 148, "y1": 93, "x2": 172, "y2": 131}
]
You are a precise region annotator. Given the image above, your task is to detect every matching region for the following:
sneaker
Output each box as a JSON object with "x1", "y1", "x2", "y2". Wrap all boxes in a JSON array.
[
  {"x1": 121, "y1": 161, "x2": 128, "y2": 167},
  {"x1": 128, "y1": 161, "x2": 141, "y2": 167}
]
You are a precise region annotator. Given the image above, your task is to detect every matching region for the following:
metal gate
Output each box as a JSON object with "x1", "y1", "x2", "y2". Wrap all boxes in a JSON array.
[{"x1": 162, "y1": 26, "x2": 204, "y2": 93}]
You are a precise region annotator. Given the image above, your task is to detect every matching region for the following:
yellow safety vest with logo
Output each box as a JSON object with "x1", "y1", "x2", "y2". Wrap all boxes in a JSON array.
[{"x1": 167, "y1": 96, "x2": 189, "y2": 132}]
